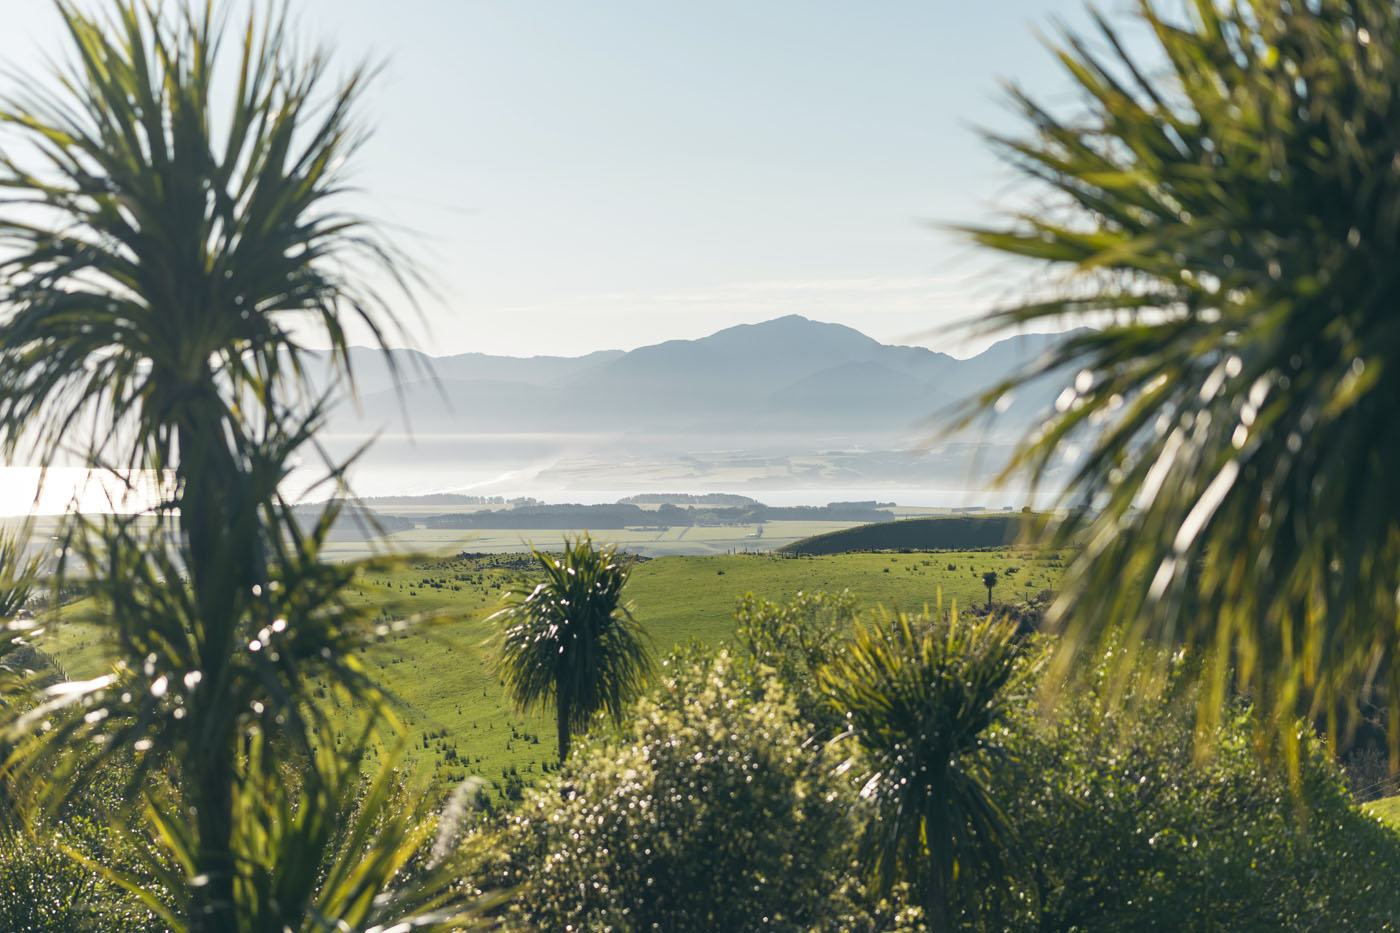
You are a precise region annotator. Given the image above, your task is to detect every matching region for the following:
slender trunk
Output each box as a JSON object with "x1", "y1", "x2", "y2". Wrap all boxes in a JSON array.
[
  {"x1": 928, "y1": 885, "x2": 952, "y2": 933},
  {"x1": 924, "y1": 864, "x2": 953, "y2": 933},
  {"x1": 190, "y1": 745, "x2": 237, "y2": 933},
  {"x1": 557, "y1": 690, "x2": 571, "y2": 764},
  {"x1": 177, "y1": 418, "x2": 241, "y2": 933}
]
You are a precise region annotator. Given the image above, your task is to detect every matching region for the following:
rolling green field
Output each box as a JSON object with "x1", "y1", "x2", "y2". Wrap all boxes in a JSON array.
[
  {"x1": 1365, "y1": 796, "x2": 1400, "y2": 830},
  {"x1": 47, "y1": 546, "x2": 1067, "y2": 799},
  {"x1": 780, "y1": 514, "x2": 1027, "y2": 555}
]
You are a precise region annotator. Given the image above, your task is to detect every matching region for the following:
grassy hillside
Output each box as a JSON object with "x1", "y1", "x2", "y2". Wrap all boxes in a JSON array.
[
  {"x1": 780, "y1": 513, "x2": 1028, "y2": 555},
  {"x1": 46, "y1": 547, "x2": 1066, "y2": 799},
  {"x1": 1365, "y1": 796, "x2": 1400, "y2": 830}
]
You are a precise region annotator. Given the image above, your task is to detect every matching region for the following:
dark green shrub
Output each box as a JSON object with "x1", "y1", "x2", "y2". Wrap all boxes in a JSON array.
[
  {"x1": 989, "y1": 665, "x2": 1400, "y2": 931},
  {"x1": 0, "y1": 801, "x2": 166, "y2": 932},
  {"x1": 0, "y1": 829, "x2": 108, "y2": 933},
  {"x1": 480, "y1": 649, "x2": 860, "y2": 931}
]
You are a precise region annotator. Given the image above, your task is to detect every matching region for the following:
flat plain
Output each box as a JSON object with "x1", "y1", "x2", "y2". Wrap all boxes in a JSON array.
[{"x1": 316, "y1": 520, "x2": 871, "y2": 561}]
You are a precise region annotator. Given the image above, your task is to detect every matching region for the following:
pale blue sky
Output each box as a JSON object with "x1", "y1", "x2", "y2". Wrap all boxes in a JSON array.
[{"x1": 2, "y1": 1, "x2": 1124, "y2": 357}]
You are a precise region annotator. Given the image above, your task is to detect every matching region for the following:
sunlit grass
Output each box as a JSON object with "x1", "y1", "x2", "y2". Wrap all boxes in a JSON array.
[
  {"x1": 42, "y1": 547, "x2": 1066, "y2": 799},
  {"x1": 1363, "y1": 796, "x2": 1400, "y2": 832}
]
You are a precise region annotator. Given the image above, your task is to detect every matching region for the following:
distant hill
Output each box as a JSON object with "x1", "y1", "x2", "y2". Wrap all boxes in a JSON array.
[
  {"x1": 324, "y1": 315, "x2": 1079, "y2": 439},
  {"x1": 421, "y1": 500, "x2": 891, "y2": 530},
  {"x1": 780, "y1": 514, "x2": 1028, "y2": 555},
  {"x1": 289, "y1": 503, "x2": 416, "y2": 541},
  {"x1": 307, "y1": 315, "x2": 1085, "y2": 498}
]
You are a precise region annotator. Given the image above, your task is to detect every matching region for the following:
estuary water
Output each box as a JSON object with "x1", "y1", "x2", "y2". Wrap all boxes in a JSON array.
[
  {"x1": 0, "y1": 427, "x2": 1040, "y2": 517},
  {"x1": 0, "y1": 463, "x2": 1038, "y2": 517}
]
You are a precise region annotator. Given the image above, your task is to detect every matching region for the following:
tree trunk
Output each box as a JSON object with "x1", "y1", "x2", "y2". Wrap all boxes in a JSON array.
[
  {"x1": 556, "y1": 690, "x2": 571, "y2": 764},
  {"x1": 177, "y1": 415, "x2": 242, "y2": 933},
  {"x1": 190, "y1": 745, "x2": 237, "y2": 933},
  {"x1": 923, "y1": 864, "x2": 953, "y2": 933}
]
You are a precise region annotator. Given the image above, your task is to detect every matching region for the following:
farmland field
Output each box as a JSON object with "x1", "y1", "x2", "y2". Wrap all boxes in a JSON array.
[
  {"x1": 45, "y1": 545, "x2": 1067, "y2": 799},
  {"x1": 317, "y1": 519, "x2": 869, "y2": 560}
]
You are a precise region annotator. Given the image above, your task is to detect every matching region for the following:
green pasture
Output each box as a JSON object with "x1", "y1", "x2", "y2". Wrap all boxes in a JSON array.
[
  {"x1": 626, "y1": 548, "x2": 1062, "y2": 646},
  {"x1": 46, "y1": 546, "x2": 1066, "y2": 798},
  {"x1": 1366, "y1": 797, "x2": 1400, "y2": 831}
]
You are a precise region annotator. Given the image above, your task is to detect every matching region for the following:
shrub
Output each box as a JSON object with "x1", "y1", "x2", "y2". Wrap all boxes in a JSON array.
[
  {"x1": 734, "y1": 589, "x2": 859, "y2": 736},
  {"x1": 478, "y1": 649, "x2": 859, "y2": 931},
  {"x1": 0, "y1": 785, "x2": 167, "y2": 932},
  {"x1": 0, "y1": 829, "x2": 111, "y2": 932},
  {"x1": 989, "y1": 660, "x2": 1400, "y2": 931}
]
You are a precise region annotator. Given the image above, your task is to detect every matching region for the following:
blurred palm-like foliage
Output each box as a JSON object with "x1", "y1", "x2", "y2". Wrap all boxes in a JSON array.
[
  {"x1": 0, "y1": 2, "x2": 483, "y2": 930},
  {"x1": 0, "y1": 0, "x2": 415, "y2": 619},
  {"x1": 492, "y1": 535, "x2": 653, "y2": 762},
  {"x1": 0, "y1": 525, "x2": 45, "y2": 820},
  {"x1": 0, "y1": 425, "x2": 485, "y2": 931},
  {"x1": 965, "y1": 0, "x2": 1400, "y2": 765},
  {"x1": 818, "y1": 604, "x2": 1031, "y2": 929},
  {"x1": 84, "y1": 728, "x2": 482, "y2": 933},
  {"x1": 0, "y1": 526, "x2": 40, "y2": 668},
  {"x1": 0, "y1": 0, "x2": 410, "y2": 481}
]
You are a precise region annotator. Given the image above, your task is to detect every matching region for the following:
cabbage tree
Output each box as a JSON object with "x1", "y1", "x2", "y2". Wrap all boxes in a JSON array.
[
  {"x1": 819, "y1": 607, "x2": 1031, "y2": 927},
  {"x1": 966, "y1": 0, "x2": 1400, "y2": 765},
  {"x1": 493, "y1": 536, "x2": 653, "y2": 762},
  {"x1": 0, "y1": 3, "x2": 472, "y2": 930}
]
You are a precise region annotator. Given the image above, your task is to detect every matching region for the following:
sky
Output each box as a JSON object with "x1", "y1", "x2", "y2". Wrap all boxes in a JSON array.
[{"x1": 0, "y1": 1, "x2": 1120, "y2": 359}]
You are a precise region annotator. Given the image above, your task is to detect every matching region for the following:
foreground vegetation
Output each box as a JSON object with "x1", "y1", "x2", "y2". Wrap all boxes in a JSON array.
[
  {"x1": 455, "y1": 592, "x2": 1400, "y2": 931},
  {"x1": 15, "y1": 570, "x2": 1400, "y2": 929},
  {"x1": 7, "y1": 0, "x2": 1400, "y2": 928}
]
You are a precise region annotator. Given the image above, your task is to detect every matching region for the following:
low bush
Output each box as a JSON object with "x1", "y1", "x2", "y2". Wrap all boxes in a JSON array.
[
  {"x1": 733, "y1": 589, "x2": 859, "y2": 737},
  {"x1": 475, "y1": 649, "x2": 864, "y2": 931},
  {"x1": 988, "y1": 660, "x2": 1400, "y2": 931},
  {"x1": 0, "y1": 796, "x2": 166, "y2": 932}
]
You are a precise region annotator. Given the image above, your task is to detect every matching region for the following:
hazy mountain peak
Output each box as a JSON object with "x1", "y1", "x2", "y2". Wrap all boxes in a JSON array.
[
  {"x1": 330, "y1": 316, "x2": 1083, "y2": 440},
  {"x1": 699, "y1": 314, "x2": 883, "y2": 350}
]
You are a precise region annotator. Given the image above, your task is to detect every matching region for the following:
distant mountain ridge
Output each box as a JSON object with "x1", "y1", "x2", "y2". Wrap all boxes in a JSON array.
[{"x1": 323, "y1": 315, "x2": 1076, "y2": 439}]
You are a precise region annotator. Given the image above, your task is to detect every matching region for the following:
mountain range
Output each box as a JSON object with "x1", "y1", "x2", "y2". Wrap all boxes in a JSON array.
[
  {"x1": 322, "y1": 315, "x2": 1072, "y2": 439},
  {"x1": 308, "y1": 315, "x2": 1077, "y2": 500}
]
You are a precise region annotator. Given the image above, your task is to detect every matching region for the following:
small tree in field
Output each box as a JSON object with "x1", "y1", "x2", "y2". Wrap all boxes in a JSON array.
[
  {"x1": 493, "y1": 536, "x2": 654, "y2": 762},
  {"x1": 983, "y1": 571, "x2": 998, "y2": 608}
]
